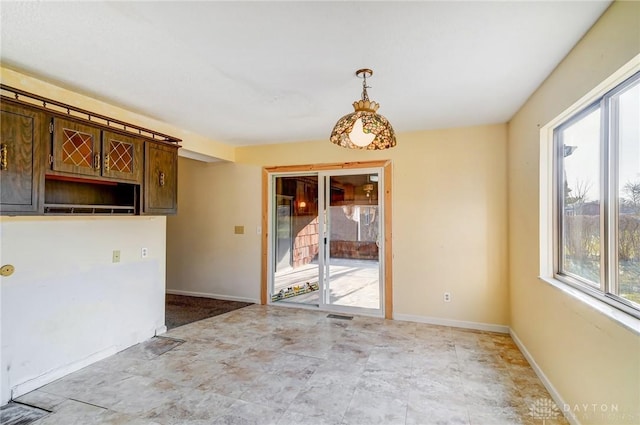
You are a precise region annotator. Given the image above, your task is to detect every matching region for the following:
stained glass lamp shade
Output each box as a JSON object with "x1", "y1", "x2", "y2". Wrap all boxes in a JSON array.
[{"x1": 330, "y1": 69, "x2": 396, "y2": 150}]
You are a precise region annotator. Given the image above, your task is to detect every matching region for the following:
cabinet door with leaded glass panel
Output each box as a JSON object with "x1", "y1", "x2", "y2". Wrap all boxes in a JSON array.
[
  {"x1": 51, "y1": 117, "x2": 101, "y2": 177},
  {"x1": 101, "y1": 131, "x2": 143, "y2": 183}
]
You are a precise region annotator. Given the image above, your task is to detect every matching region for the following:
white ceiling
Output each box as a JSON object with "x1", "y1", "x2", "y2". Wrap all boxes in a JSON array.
[{"x1": 1, "y1": 1, "x2": 611, "y2": 147}]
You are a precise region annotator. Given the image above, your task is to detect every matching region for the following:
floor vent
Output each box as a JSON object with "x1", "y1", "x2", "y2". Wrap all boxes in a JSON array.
[
  {"x1": 0, "y1": 402, "x2": 50, "y2": 425},
  {"x1": 143, "y1": 336, "x2": 185, "y2": 357},
  {"x1": 327, "y1": 314, "x2": 353, "y2": 320}
]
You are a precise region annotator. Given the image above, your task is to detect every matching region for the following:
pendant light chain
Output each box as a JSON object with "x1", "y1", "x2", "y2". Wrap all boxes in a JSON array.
[{"x1": 361, "y1": 73, "x2": 371, "y2": 102}]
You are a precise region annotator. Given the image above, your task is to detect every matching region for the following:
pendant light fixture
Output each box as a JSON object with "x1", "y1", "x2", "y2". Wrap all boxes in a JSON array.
[{"x1": 330, "y1": 68, "x2": 396, "y2": 150}]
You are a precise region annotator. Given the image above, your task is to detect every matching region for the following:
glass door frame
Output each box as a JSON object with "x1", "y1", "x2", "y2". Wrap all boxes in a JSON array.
[
  {"x1": 268, "y1": 172, "x2": 321, "y2": 309},
  {"x1": 321, "y1": 167, "x2": 385, "y2": 317},
  {"x1": 265, "y1": 164, "x2": 388, "y2": 318}
]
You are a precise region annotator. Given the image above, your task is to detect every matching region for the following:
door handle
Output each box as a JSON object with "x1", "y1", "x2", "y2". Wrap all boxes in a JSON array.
[
  {"x1": 159, "y1": 171, "x2": 165, "y2": 187},
  {"x1": 0, "y1": 144, "x2": 7, "y2": 170}
]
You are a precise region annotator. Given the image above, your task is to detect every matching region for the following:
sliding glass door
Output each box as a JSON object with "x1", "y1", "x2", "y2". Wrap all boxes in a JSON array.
[
  {"x1": 325, "y1": 171, "x2": 382, "y2": 311},
  {"x1": 269, "y1": 168, "x2": 383, "y2": 316},
  {"x1": 272, "y1": 175, "x2": 321, "y2": 306}
]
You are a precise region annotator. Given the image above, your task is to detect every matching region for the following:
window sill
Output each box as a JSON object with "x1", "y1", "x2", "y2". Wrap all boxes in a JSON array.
[{"x1": 538, "y1": 276, "x2": 640, "y2": 336}]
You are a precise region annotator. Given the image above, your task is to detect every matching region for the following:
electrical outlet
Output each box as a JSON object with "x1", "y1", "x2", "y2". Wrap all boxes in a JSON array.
[
  {"x1": 444, "y1": 292, "x2": 451, "y2": 302},
  {"x1": 141, "y1": 247, "x2": 148, "y2": 258},
  {"x1": 112, "y1": 250, "x2": 121, "y2": 263}
]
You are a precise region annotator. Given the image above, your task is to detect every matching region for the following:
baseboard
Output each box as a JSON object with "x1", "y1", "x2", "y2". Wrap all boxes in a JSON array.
[
  {"x1": 394, "y1": 313, "x2": 510, "y2": 334},
  {"x1": 509, "y1": 329, "x2": 579, "y2": 425},
  {"x1": 166, "y1": 289, "x2": 259, "y2": 304},
  {"x1": 11, "y1": 346, "x2": 117, "y2": 400}
]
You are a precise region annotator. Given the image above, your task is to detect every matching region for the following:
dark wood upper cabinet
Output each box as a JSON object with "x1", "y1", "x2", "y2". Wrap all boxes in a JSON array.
[
  {"x1": 51, "y1": 124, "x2": 145, "y2": 185},
  {"x1": 51, "y1": 117, "x2": 102, "y2": 178},
  {"x1": 0, "y1": 102, "x2": 46, "y2": 214},
  {"x1": 1, "y1": 85, "x2": 180, "y2": 216},
  {"x1": 144, "y1": 142, "x2": 178, "y2": 215},
  {"x1": 101, "y1": 131, "x2": 144, "y2": 184}
]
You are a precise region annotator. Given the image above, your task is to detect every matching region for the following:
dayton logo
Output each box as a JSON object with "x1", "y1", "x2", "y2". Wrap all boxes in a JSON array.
[{"x1": 529, "y1": 398, "x2": 561, "y2": 424}]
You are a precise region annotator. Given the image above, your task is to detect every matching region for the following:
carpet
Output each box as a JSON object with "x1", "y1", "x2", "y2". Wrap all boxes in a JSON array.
[{"x1": 165, "y1": 294, "x2": 253, "y2": 330}]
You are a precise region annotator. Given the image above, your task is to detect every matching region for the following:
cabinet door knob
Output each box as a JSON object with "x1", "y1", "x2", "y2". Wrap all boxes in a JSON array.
[
  {"x1": 94, "y1": 153, "x2": 101, "y2": 170},
  {"x1": 0, "y1": 143, "x2": 7, "y2": 171},
  {"x1": 159, "y1": 171, "x2": 165, "y2": 187}
]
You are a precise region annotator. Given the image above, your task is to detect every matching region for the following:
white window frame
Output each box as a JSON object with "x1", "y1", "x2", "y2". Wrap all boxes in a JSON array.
[{"x1": 539, "y1": 54, "x2": 640, "y2": 332}]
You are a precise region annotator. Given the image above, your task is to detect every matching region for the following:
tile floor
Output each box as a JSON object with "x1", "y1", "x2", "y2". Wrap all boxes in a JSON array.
[{"x1": 14, "y1": 305, "x2": 568, "y2": 425}]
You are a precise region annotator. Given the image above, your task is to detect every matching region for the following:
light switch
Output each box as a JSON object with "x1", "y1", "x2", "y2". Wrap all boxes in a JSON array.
[
  {"x1": 234, "y1": 226, "x2": 245, "y2": 235},
  {"x1": 112, "y1": 250, "x2": 121, "y2": 263}
]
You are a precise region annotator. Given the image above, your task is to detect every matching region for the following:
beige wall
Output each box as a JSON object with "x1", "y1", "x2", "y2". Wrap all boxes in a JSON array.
[
  {"x1": 166, "y1": 159, "x2": 262, "y2": 302},
  {"x1": 508, "y1": 2, "x2": 640, "y2": 424},
  {"x1": 168, "y1": 124, "x2": 510, "y2": 328}
]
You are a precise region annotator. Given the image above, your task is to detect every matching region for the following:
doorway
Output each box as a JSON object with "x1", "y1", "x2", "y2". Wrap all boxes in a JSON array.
[{"x1": 263, "y1": 162, "x2": 392, "y2": 318}]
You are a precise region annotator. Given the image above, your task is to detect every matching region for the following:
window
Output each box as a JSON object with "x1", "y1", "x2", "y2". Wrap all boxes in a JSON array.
[{"x1": 553, "y1": 71, "x2": 640, "y2": 318}]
